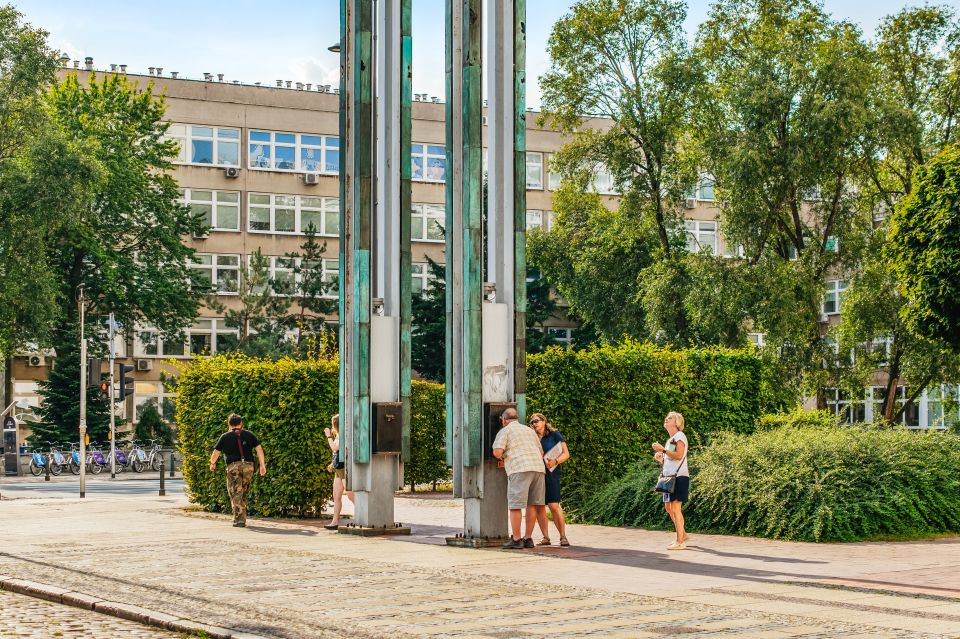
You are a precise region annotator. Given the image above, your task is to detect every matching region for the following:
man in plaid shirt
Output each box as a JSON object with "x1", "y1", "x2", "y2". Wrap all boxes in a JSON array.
[{"x1": 492, "y1": 408, "x2": 545, "y2": 549}]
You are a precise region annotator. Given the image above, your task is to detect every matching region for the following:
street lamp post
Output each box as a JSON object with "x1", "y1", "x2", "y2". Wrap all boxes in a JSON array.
[{"x1": 78, "y1": 289, "x2": 87, "y2": 499}]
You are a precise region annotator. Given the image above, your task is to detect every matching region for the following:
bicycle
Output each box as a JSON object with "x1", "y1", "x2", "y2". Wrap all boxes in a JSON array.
[
  {"x1": 49, "y1": 443, "x2": 68, "y2": 475},
  {"x1": 87, "y1": 443, "x2": 108, "y2": 474},
  {"x1": 146, "y1": 439, "x2": 165, "y2": 472},
  {"x1": 127, "y1": 440, "x2": 147, "y2": 473},
  {"x1": 69, "y1": 443, "x2": 83, "y2": 475}
]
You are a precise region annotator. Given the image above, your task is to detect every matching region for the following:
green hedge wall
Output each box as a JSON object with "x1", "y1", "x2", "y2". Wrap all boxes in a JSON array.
[
  {"x1": 176, "y1": 355, "x2": 447, "y2": 516},
  {"x1": 580, "y1": 423, "x2": 960, "y2": 542},
  {"x1": 525, "y1": 341, "x2": 765, "y2": 512}
]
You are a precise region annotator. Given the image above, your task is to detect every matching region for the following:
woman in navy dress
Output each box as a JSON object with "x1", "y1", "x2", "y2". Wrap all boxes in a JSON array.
[{"x1": 531, "y1": 413, "x2": 570, "y2": 546}]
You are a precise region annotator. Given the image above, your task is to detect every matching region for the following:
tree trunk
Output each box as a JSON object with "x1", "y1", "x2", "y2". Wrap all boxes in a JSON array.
[{"x1": 882, "y1": 354, "x2": 901, "y2": 423}]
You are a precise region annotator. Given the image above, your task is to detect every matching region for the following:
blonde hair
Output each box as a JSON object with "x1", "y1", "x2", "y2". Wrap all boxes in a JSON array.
[
  {"x1": 667, "y1": 411, "x2": 685, "y2": 431},
  {"x1": 330, "y1": 414, "x2": 339, "y2": 436},
  {"x1": 530, "y1": 412, "x2": 556, "y2": 433}
]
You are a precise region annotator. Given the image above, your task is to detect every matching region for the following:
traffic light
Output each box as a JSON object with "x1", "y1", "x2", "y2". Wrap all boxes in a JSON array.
[
  {"x1": 87, "y1": 358, "x2": 101, "y2": 388},
  {"x1": 99, "y1": 381, "x2": 110, "y2": 401},
  {"x1": 117, "y1": 364, "x2": 135, "y2": 403}
]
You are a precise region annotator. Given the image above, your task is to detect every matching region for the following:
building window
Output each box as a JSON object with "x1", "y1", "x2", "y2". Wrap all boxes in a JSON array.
[
  {"x1": 181, "y1": 189, "x2": 240, "y2": 232},
  {"x1": 248, "y1": 130, "x2": 339, "y2": 173},
  {"x1": 187, "y1": 319, "x2": 239, "y2": 356},
  {"x1": 685, "y1": 220, "x2": 718, "y2": 255},
  {"x1": 823, "y1": 279, "x2": 849, "y2": 315},
  {"x1": 547, "y1": 155, "x2": 562, "y2": 191},
  {"x1": 191, "y1": 254, "x2": 240, "y2": 295},
  {"x1": 135, "y1": 328, "x2": 185, "y2": 358},
  {"x1": 134, "y1": 381, "x2": 176, "y2": 423},
  {"x1": 248, "y1": 193, "x2": 339, "y2": 236},
  {"x1": 592, "y1": 165, "x2": 618, "y2": 195},
  {"x1": 825, "y1": 236, "x2": 838, "y2": 253},
  {"x1": 926, "y1": 385, "x2": 959, "y2": 429},
  {"x1": 526, "y1": 210, "x2": 544, "y2": 231},
  {"x1": 547, "y1": 327, "x2": 573, "y2": 348},
  {"x1": 12, "y1": 381, "x2": 40, "y2": 411},
  {"x1": 825, "y1": 387, "x2": 865, "y2": 424},
  {"x1": 526, "y1": 152, "x2": 543, "y2": 190},
  {"x1": 411, "y1": 204, "x2": 445, "y2": 241},
  {"x1": 411, "y1": 262, "x2": 437, "y2": 297},
  {"x1": 166, "y1": 124, "x2": 240, "y2": 167},
  {"x1": 412, "y1": 143, "x2": 446, "y2": 182},
  {"x1": 321, "y1": 259, "x2": 339, "y2": 298},
  {"x1": 747, "y1": 333, "x2": 766, "y2": 348}
]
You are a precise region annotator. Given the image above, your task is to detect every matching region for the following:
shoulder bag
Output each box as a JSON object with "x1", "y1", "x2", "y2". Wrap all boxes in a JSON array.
[{"x1": 654, "y1": 438, "x2": 687, "y2": 494}]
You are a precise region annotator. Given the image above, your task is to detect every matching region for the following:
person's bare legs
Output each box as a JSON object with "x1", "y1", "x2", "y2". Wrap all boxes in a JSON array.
[
  {"x1": 674, "y1": 502, "x2": 686, "y2": 543},
  {"x1": 536, "y1": 505, "x2": 550, "y2": 540},
  {"x1": 331, "y1": 476, "x2": 345, "y2": 524},
  {"x1": 524, "y1": 505, "x2": 538, "y2": 539},
  {"x1": 509, "y1": 509, "x2": 523, "y2": 540},
  {"x1": 547, "y1": 502, "x2": 567, "y2": 538}
]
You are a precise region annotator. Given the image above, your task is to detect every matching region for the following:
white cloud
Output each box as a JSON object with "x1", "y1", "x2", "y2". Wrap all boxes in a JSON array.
[{"x1": 290, "y1": 56, "x2": 340, "y2": 87}]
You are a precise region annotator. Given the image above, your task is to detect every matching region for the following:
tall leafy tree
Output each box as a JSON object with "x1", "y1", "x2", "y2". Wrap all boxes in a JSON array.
[
  {"x1": 34, "y1": 72, "x2": 206, "y2": 443},
  {"x1": 411, "y1": 258, "x2": 446, "y2": 382},
  {"x1": 538, "y1": 0, "x2": 701, "y2": 341},
  {"x1": 695, "y1": 0, "x2": 875, "y2": 392},
  {"x1": 0, "y1": 6, "x2": 95, "y2": 355}
]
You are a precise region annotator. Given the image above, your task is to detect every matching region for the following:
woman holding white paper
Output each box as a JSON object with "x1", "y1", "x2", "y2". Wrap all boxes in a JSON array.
[{"x1": 531, "y1": 413, "x2": 570, "y2": 546}]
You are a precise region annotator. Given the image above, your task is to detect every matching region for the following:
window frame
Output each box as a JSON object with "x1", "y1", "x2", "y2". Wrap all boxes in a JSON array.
[
  {"x1": 823, "y1": 279, "x2": 849, "y2": 316},
  {"x1": 166, "y1": 123, "x2": 241, "y2": 168},
  {"x1": 411, "y1": 203, "x2": 445, "y2": 242},
  {"x1": 526, "y1": 152, "x2": 544, "y2": 190},
  {"x1": 685, "y1": 220, "x2": 718, "y2": 256},
  {"x1": 181, "y1": 188, "x2": 241, "y2": 232},
  {"x1": 411, "y1": 143, "x2": 447, "y2": 183},
  {"x1": 190, "y1": 253, "x2": 241, "y2": 296},
  {"x1": 247, "y1": 130, "x2": 339, "y2": 174},
  {"x1": 247, "y1": 193, "x2": 340, "y2": 236}
]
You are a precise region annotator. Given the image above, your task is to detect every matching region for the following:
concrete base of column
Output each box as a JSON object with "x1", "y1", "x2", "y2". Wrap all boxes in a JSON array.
[
  {"x1": 461, "y1": 459, "x2": 509, "y2": 540},
  {"x1": 352, "y1": 454, "x2": 399, "y2": 529}
]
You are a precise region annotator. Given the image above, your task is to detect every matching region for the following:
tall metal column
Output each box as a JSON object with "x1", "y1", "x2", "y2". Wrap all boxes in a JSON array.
[
  {"x1": 446, "y1": 0, "x2": 526, "y2": 544},
  {"x1": 339, "y1": 0, "x2": 411, "y2": 532}
]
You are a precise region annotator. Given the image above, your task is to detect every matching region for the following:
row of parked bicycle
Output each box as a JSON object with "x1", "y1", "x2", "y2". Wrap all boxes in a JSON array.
[{"x1": 26, "y1": 440, "x2": 168, "y2": 476}]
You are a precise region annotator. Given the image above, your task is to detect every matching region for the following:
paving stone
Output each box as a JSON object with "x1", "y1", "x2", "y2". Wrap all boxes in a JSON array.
[{"x1": 0, "y1": 589, "x2": 181, "y2": 638}]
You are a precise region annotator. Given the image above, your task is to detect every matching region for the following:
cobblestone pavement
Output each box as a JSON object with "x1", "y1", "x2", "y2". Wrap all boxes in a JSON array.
[
  {"x1": 0, "y1": 589, "x2": 183, "y2": 638},
  {"x1": 0, "y1": 495, "x2": 958, "y2": 639}
]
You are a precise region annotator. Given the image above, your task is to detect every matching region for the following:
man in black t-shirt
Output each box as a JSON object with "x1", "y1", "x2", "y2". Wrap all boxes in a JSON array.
[{"x1": 209, "y1": 414, "x2": 266, "y2": 527}]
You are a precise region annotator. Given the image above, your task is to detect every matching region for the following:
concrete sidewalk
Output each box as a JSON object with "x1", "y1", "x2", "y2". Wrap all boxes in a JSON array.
[{"x1": 0, "y1": 490, "x2": 957, "y2": 638}]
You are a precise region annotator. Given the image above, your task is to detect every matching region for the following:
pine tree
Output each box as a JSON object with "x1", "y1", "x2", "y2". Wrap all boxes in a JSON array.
[
  {"x1": 134, "y1": 403, "x2": 173, "y2": 447},
  {"x1": 412, "y1": 258, "x2": 447, "y2": 382},
  {"x1": 32, "y1": 326, "x2": 111, "y2": 445}
]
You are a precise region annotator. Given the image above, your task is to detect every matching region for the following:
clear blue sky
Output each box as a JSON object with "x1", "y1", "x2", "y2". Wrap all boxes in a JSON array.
[{"x1": 13, "y1": 0, "x2": 922, "y2": 107}]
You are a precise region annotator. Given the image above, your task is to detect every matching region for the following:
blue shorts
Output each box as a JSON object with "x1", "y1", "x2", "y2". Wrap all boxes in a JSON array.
[{"x1": 663, "y1": 476, "x2": 689, "y2": 503}]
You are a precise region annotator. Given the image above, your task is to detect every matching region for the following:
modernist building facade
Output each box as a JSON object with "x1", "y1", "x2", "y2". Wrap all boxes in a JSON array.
[{"x1": 6, "y1": 63, "x2": 956, "y2": 435}]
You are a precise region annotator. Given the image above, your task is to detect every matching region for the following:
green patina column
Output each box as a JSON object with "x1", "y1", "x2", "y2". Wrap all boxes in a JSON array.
[
  {"x1": 399, "y1": 0, "x2": 413, "y2": 463},
  {"x1": 351, "y1": 0, "x2": 373, "y2": 465},
  {"x1": 513, "y1": 0, "x2": 527, "y2": 419}
]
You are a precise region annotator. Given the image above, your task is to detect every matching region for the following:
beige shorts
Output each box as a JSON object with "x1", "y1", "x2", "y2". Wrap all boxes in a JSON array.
[
  {"x1": 507, "y1": 471, "x2": 545, "y2": 510},
  {"x1": 334, "y1": 467, "x2": 346, "y2": 480}
]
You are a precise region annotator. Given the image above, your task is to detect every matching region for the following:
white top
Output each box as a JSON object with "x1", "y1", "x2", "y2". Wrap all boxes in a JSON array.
[{"x1": 662, "y1": 431, "x2": 689, "y2": 477}]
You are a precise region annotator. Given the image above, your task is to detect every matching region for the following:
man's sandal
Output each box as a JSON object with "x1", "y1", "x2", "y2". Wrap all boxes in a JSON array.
[{"x1": 537, "y1": 537, "x2": 551, "y2": 546}]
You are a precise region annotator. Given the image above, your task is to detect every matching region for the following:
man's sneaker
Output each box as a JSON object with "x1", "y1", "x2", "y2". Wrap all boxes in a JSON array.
[
  {"x1": 502, "y1": 537, "x2": 524, "y2": 550},
  {"x1": 522, "y1": 537, "x2": 535, "y2": 549},
  {"x1": 667, "y1": 541, "x2": 686, "y2": 550}
]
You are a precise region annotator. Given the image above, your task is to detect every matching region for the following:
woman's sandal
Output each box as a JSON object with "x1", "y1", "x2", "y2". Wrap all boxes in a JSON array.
[
  {"x1": 537, "y1": 537, "x2": 551, "y2": 546},
  {"x1": 324, "y1": 522, "x2": 340, "y2": 530},
  {"x1": 559, "y1": 536, "x2": 570, "y2": 547}
]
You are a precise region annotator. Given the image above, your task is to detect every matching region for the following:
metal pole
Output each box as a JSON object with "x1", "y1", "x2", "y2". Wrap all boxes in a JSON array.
[
  {"x1": 108, "y1": 313, "x2": 116, "y2": 479},
  {"x1": 169, "y1": 449, "x2": 175, "y2": 477},
  {"x1": 78, "y1": 289, "x2": 87, "y2": 499},
  {"x1": 159, "y1": 457, "x2": 165, "y2": 496}
]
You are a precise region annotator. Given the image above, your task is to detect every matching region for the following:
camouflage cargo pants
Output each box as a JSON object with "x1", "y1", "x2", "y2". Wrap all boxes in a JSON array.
[{"x1": 226, "y1": 461, "x2": 254, "y2": 525}]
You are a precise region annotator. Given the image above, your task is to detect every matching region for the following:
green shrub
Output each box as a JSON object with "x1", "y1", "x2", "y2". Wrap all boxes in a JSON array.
[
  {"x1": 175, "y1": 355, "x2": 339, "y2": 517},
  {"x1": 526, "y1": 341, "x2": 765, "y2": 512},
  {"x1": 175, "y1": 356, "x2": 449, "y2": 516},
  {"x1": 581, "y1": 424, "x2": 960, "y2": 542},
  {"x1": 407, "y1": 381, "x2": 449, "y2": 489},
  {"x1": 758, "y1": 407, "x2": 840, "y2": 430}
]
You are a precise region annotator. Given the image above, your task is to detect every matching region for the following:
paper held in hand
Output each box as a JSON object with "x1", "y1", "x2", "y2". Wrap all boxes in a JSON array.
[{"x1": 544, "y1": 442, "x2": 563, "y2": 472}]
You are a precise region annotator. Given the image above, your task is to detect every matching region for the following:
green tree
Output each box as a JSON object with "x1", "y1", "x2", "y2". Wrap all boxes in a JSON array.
[
  {"x1": 528, "y1": 184, "x2": 655, "y2": 341},
  {"x1": 695, "y1": 0, "x2": 875, "y2": 393},
  {"x1": 283, "y1": 224, "x2": 338, "y2": 347},
  {"x1": 134, "y1": 403, "x2": 174, "y2": 447},
  {"x1": 213, "y1": 249, "x2": 293, "y2": 358},
  {"x1": 0, "y1": 6, "x2": 96, "y2": 355},
  {"x1": 524, "y1": 269, "x2": 559, "y2": 354},
  {"x1": 411, "y1": 258, "x2": 446, "y2": 382},
  {"x1": 33, "y1": 72, "x2": 206, "y2": 443},
  {"x1": 887, "y1": 145, "x2": 960, "y2": 351}
]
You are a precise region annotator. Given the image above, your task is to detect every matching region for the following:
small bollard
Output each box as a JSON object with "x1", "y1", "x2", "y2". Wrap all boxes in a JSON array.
[
  {"x1": 45, "y1": 453, "x2": 51, "y2": 482},
  {"x1": 159, "y1": 458, "x2": 166, "y2": 496},
  {"x1": 169, "y1": 450, "x2": 175, "y2": 478}
]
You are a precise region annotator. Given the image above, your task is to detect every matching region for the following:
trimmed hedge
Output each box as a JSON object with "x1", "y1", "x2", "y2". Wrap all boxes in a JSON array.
[
  {"x1": 407, "y1": 380, "x2": 449, "y2": 489},
  {"x1": 526, "y1": 341, "x2": 765, "y2": 512},
  {"x1": 580, "y1": 423, "x2": 960, "y2": 542},
  {"x1": 175, "y1": 355, "x2": 446, "y2": 517}
]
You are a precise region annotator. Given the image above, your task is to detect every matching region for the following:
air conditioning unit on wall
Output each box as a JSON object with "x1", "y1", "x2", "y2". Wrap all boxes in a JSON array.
[
  {"x1": 224, "y1": 167, "x2": 241, "y2": 179},
  {"x1": 304, "y1": 173, "x2": 319, "y2": 185},
  {"x1": 684, "y1": 198, "x2": 697, "y2": 209},
  {"x1": 136, "y1": 359, "x2": 153, "y2": 372},
  {"x1": 27, "y1": 354, "x2": 46, "y2": 367}
]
